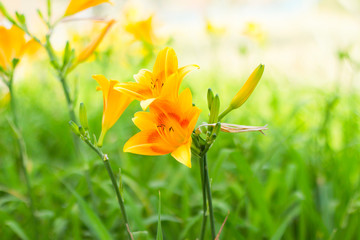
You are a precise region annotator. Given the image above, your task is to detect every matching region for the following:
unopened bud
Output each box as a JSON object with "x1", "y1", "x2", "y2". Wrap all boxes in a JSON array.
[
  {"x1": 79, "y1": 102, "x2": 89, "y2": 131},
  {"x1": 230, "y1": 64, "x2": 264, "y2": 110},
  {"x1": 69, "y1": 120, "x2": 80, "y2": 136}
]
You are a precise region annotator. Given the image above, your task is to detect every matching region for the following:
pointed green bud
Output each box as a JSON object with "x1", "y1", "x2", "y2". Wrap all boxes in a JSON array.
[
  {"x1": 15, "y1": 12, "x2": 26, "y2": 26},
  {"x1": 209, "y1": 94, "x2": 220, "y2": 124},
  {"x1": 37, "y1": 9, "x2": 44, "y2": 21},
  {"x1": 12, "y1": 58, "x2": 19, "y2": 69},
  {"x1": 69, "y1": 120, "x2": 80, "y2": 136},
  {"x1": 230, "y1": 64, "x2": 264, "y2": 110},
  {"x1": 79, "y1": 102, "x2": 89, "y2": 132},
  {"x1": 78, "y1": 126, "x2": 86, "y2": 136},
  {"x1": 207, "y1": 88, "x2": 214, "y2": 111},
  {"x1": 212, "y1": 122, "x2": 221, "y2": 136}
]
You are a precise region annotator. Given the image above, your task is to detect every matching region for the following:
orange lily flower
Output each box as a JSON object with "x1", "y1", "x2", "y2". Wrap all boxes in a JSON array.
[
  {"x1": 124, "y1": 88, "x2": 201, "y2": 168},
  {"x1": 64, "y1": 0, "x2": 113, "y2": 17},
  {"x1": 93, "y1": 74, "x2": 134, "y2": 147},
  {"x1": 71, "y1": 19, "x2": 115, "y2": 69},
  {"x1": 115, "y1": 47, "x2": 199, "y2": 110},
  {"x1": 0, "y1": 25, "x2": 39, "y2": 71}
]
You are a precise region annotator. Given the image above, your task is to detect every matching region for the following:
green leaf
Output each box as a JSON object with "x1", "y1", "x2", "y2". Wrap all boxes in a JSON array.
[
  {"x1": 5, "y1": 220, "x2": 29, "y2": 240},
  {"x1": 156, "y1": 191, "x2": 163, "y2": 240},
  {"x1": 63, "y1": 182, "x2": 112, "y2": 240}
]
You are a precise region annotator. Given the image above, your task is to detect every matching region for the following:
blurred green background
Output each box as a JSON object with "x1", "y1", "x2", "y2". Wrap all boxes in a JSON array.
[{"x1": 1, "y1": 0, "x2": 360, "y2": 239}]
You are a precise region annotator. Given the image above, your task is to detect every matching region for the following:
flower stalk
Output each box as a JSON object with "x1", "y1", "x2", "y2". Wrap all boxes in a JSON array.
[{"x1": 69, "y1": 103, "x2": 133, "y2": 239}]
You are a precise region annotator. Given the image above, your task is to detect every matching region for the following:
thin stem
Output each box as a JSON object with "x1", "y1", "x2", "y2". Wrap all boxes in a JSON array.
[
  {"x1": 84, "y1": 139, "x2": 133, "y2": 240},
  {"x1": 7, "y1": 71, "x2": 37, "y2": 237},
  {"x1": 218, "y1": 107, "x2": 233, "y2": 122},
  {"x1": 199, "y1": 155, "x2": 207, "y2": 240},
  {"x1": 203, "y1": 153, "x2": 216, "y2": 239},
  {"x1": 58, "y1": 73, "x2": 76, "y2": 121}
]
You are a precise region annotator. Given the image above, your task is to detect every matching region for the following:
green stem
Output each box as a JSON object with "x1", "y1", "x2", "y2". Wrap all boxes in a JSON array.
[
  {"x1": 203, "y1": 153, "x2": 216, "y2": 239},
  {"x1": 58, "y1": 73, "x2": 76, "y2": 121},
  {"x1": 84, "y1": 139, "x2": 133, "y2": 240},
  {"x1": 217, "y1": 107, "x2": 233, "y2": 121},
  {"x1": 199, "y1": 155, "x2": 207, "y2": 240},
  {"x1": 7, "y1": 71, "x2": 37, "y2": 237}
]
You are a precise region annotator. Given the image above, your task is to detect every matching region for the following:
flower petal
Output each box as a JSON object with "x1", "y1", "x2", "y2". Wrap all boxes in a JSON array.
[
  {"x1": 132, "y1": 111, "x2": 157, "y2": 130},
  {"x1": 114, "y1": 82, "x2": 152, "y2": 101},
  {"x1": 124, "y1": 130, "x2": 173, "y2": 155},
  {"x1": 64, "y1": 0, "x2": 113, "y2": 17},
  {"x1": 153, "y1": 47, "x2": 178, "y2": 83},
  {"x1": 76, "y1": 19, "x2": 115, "y2": 64},
  {"x1": 133, "y1": 69, "x2": 153, "y2": 84},
  {"x1": 171, "y1": 140, "x2": 192, "y2": 168},
  {"x1": 92, "y1": 74, "x2": 109, "y2": 107},
  {"x1": 102, "y1": 80, "x2": 133, "y2": 130},
  {"x1": 178, "y1": 64, "x2": 199, "y2": 82},
  {"x1": 140, "y1": 98, "x2": 156, "y2": 110}
]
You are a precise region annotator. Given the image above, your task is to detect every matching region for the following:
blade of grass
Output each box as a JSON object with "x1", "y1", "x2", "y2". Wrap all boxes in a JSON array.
[
  {"x1": 156, "y1": 191, "x2": 163, "y2": 240},
  {"x1": 63, "y1": 181, "x2": 112, "y2": 240}
]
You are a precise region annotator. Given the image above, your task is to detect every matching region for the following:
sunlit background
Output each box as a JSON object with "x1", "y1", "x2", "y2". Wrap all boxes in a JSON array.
[{"x1": 1, "y1": 0, "x2": 360, "y2": 239}]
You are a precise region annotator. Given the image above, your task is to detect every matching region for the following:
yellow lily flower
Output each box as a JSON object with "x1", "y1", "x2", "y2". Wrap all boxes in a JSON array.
[
  {"x1": 0, "y1": 25, "x2": 39, "y2": 71},
  {"x1": 125, "y1": 15, "x2": 155, "y2": 45},
  {"x1": 206, "y1": 19, "x2": 226, "y2": 37},
  {"x1": 93, "y1": 74, "x2": 134, "y2": 147},
  {"x1": 243, "y1": 22, "x2": 266, "y2": 45},
  {"x1": 74, "y1": 19, "x2": 115, "y2": 66},
  {"x1": 64, "y1": 0, "x2": 113, "y2": 17},
  {"x1": 124, "y1": 88, "x2": 201, "y2": 168},
  {"x1": 115, "y1": 47, "x2": 199, "y2": 110}
]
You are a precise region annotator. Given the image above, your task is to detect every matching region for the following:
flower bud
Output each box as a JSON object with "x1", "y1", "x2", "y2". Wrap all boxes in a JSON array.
[
  {"x1": 79, "y1": 102, "x2": 89, "y2": 132},
  {"x1": 207, "y1": 88, "x2": 214, "y2": 111},
  {"x1": 230, "y1": 64, "x2": 264, "y2": 110},
  {"x1": 69, "y1": 120, "x2": 80, "y2": 136}
]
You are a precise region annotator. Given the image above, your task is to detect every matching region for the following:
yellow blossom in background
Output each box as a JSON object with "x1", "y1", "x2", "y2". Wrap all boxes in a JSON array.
[
  {"x1": 0, "y1": 25, "x2": 39, "y2": 71},
  {"x1": 73, "y1": 19, "x2": 115, "y2": 66},
  {"x1": 243, "y1": 22, "x2": 266, "y2": 45},
  {"x1": 115, "y1": 47, "x2": 199, "y2": 110},
  {"x1": 230, "y1": 64, "x2": 264, "y2": 110},
  {"x1": 206, "y1": 19, "x2": 226, "y2": 37},
  {"x1": 124, "y1": 88, "x2": 201, "y2": 168},
  {"x1": 93, "y1": 75, "x2": 134, "y2": 147},
  {"x1": 64, "y1": 0, "x2": 113, "y2": 17},
  {"x1": 125, "y1": 15, "x2": 155, "y2": 45}
]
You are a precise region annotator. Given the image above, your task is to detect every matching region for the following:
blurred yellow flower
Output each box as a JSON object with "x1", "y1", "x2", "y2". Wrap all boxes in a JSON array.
[
  {"x1": 124, "y1": 88, "x2": 201, "y2": 168},
  {"x1": 243, "y1": 22, "x2": 266, "y2": 45},
  {"x1": 74, "y1": 19, "x2": 115, "y2": 65},
  {"x1": 230, "y1": 64, "x2": 264, "y2": 110},
  {"x1": 125, "y1": 15, "x2": 155, "y2": 45},
  {"x1": 115, "y1": 47, "x2": 199, "y2": 110},
  {"x1": 93, "y1": 74, "x2": 134, "y2": 147},
  {"x1": 0, "y1": 25, "x2": 39, "y2": 71},
  {"x1": 64, "y1": 0, "x2": 113, "y2": 17},
  {"x1": 206, "y1": 19, "x2": 226, "y2": 37}
]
